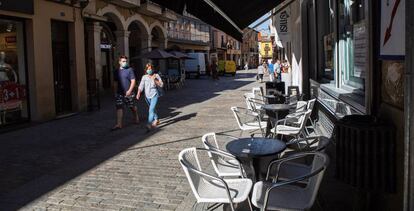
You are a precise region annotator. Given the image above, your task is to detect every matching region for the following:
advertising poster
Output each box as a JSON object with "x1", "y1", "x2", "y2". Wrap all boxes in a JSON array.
[{"x1": 380, "y1": 0, "x2": 405, "y2": 58}]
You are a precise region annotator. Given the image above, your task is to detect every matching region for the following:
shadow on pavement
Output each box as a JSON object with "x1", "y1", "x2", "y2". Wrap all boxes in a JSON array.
[{"x1": 0, "y1": 71, "x2": 254, "y2": 209}]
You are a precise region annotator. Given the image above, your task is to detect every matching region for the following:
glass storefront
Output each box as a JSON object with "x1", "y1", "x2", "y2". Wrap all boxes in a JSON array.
[
  {"x1": 0, "y1": 18, "x2": 28, "y2": 126},
  {"x1": 338, "y1": 0, "x2": 366, "y2": 90}
]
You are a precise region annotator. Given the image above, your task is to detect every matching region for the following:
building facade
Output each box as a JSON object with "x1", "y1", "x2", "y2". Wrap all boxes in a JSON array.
[
  {"x1": 241, "y1": 28, "x2": 259, "y2": 68},
  {"x1": 166, "y1": 12, "x2": 210, "y2": 53},
  {"x1": 281, "y1": 0, "x2": 406, "y2": 209},
  {"x1": 83, "y1": 0, "x2": 175, "y2": 90},
  {"x1": 0, "y1": 0, "x2": 87, "y2": 128},
  {"x1": 0, "y1": 0, "x2": 174, "y2": 129},
  {"x1": 210, "y1": 28, "x2": 242, "y2": 68}
]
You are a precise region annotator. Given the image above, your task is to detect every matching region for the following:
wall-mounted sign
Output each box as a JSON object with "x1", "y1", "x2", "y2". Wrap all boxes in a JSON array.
[
  {"x1": 380, "y1": 0, "x2": 405, "y2": 59},
  {"x1": 100, "y1": 44, "x2": 112, "y2": 49},
  {"x1": 0, "y1": 0, "x2": 34, "y2": 15}
]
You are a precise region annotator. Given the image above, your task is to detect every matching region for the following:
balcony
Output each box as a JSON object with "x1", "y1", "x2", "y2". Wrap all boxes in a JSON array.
[
  {"x1": 139, "y1": 0, "x2": 162, "y2": 16},
  {"x1": 110, "y1": 0, "x2": 140, "y2": 8}
]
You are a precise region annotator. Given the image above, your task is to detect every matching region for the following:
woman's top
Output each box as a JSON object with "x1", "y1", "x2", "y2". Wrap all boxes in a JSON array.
[
  {"x1": 257, "y1": 65, "x2": 265, "y2": 74},
  {"x1": 138, "y1": 74, "x2": 164, "y2": 98}
]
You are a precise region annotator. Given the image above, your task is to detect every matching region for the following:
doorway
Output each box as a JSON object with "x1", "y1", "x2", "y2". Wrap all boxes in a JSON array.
[{"x1": 51, "y1": 20, "x2": 72, "y2": 115}]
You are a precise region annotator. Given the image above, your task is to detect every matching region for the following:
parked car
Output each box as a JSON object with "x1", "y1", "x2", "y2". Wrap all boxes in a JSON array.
[
  {"x1": 184, "y1": 53, "x2": 206, "y2": 78},
  {"x1": 218, "y1": 60, "x2": 236, "y2": 76}
]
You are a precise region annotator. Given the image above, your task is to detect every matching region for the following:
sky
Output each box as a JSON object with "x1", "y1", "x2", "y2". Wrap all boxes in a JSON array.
[{"x1": 249, "y1": 13, "x2": 271, "y2": 34}]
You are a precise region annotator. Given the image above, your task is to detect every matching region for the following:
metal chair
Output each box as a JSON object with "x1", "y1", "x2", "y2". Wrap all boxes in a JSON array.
[
  {"x1": 271, "y1": 110, "x2": 312, "y2": 140},
  {"x1": 276, "y1": 136, "x2": 332, "y2": 183},
  {"x1": 179, "y1": 148, "x2": 253, "y2": 211},
  {"x1": 201, "y1": 132, "x2": 244, "y2": 177},
  {"x1": 231, "y1": 107, "x2": 267, "y2": 137},
  {"x1": 251, "y1": 152, "x2": 329, "y2": 211}
]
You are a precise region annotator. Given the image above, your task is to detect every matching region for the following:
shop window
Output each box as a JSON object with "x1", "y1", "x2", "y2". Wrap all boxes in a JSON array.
[
  {"x1": 338, "y1": 0, "x2": 366, "y2": 91},
  {"x1": 0, "y1": 19, "x2": 28, "y2": 126},
  {"x1": 320, "y1": 0, "x2": 336, "y2": 82}
]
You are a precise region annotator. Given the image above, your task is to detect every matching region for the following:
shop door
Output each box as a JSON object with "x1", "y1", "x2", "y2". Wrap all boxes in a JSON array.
[{"x1": 51, "y1": 20, "x2": 72, "y2": 115}]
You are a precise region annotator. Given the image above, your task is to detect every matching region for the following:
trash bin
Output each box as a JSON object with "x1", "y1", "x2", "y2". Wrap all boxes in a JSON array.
[
  {"x1": 335, "y1": 115, "x2": 396, "y2": 193},
  {"x1": 266, "y1": 81, "x2": 285, "y2": 95}
]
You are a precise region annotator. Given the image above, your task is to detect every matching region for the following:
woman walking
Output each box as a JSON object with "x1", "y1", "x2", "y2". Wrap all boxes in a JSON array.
[{"x1": 137, "y1": 63, "x2": 164, "y2": 131}]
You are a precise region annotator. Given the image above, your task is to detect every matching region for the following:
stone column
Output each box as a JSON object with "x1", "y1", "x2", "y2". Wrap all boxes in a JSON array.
[
  {"x1": 114, "y1": 30, "x2": 131, "y2": 59},
  {"x1": 85, "y1": 22, "x2": 102, "y2": 82}
]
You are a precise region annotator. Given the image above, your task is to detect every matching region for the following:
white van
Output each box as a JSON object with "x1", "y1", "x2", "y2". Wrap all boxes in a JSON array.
[{"x1": 184, "y1": 53, "x2": 206, "y2": 78}]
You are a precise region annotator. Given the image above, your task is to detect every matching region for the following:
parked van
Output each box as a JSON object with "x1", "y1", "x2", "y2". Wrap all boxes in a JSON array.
[
  {"x1": 218, "y1": 60, "x2": 236, "y2": 76},
  {"x1": 184, "y1": 53, "x2": 206, "y2": 78}
]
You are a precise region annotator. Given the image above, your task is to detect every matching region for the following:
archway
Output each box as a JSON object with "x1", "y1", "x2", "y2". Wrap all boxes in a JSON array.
[{"x1": 128, "y1": 20, "x2": 150, "y2": 79}]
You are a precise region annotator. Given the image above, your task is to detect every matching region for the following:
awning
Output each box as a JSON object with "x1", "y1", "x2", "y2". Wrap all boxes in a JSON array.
[{"x1": 152, "y1": 0, "x2": 284, "y2": 41}]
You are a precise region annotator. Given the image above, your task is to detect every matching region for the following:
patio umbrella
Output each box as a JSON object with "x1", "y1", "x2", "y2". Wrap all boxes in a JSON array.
[
  {"x1": 131, "y1": 49, "x2": 178, "y2": 60},
  {"x1": 169, "y1": 51, "x2": 194, "y2": 60}
]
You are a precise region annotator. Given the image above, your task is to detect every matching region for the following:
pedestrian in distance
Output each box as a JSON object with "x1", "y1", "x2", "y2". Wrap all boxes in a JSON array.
[
  {"x1": 136, "y1": 63, "x2": 164, "y2": 131},
  {"x1": 268, "y1": 59, "x2": 275, "y2": 82},
  {"x1": 275, "y1": 59, "x2": 282, "y2": 81},
  {"x1": 257, "y1": 62, "x2": 265, "y2": 83},
  {"x1": 211, "y1": 59, "x2": 219, "y2": 80},
  {"x1": 112, "y1": 55, "x2": 139, "y2": 131}
]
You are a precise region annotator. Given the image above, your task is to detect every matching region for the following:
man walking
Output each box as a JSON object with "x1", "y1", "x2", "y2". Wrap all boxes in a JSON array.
[
  {"x1": 268, "y1": 60, "x2": 275, "y2": 82},
  {"x1": 112, "y1": 55, "x2": 139, "y2": 131}
]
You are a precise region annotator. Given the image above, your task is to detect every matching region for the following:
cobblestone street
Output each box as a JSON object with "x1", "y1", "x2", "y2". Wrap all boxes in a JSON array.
[{"x1": 0, "y1": 70, "x2": 259, "y2": 210}]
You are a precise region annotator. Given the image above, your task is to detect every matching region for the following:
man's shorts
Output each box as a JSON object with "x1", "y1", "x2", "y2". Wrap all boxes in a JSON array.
[{"x1": 115, "y1": 94, "x2": 136, "y2": 109}]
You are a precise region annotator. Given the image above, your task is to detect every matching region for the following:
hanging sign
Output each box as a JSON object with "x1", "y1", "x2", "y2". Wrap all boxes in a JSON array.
[{"x1": 275, "y1": 5, "x2": 291, "y2": 45}]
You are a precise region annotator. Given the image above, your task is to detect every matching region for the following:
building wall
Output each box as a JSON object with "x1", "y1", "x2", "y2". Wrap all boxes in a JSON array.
[
  {"x1": 30, "y1": 1, "x2": 86, "y2": 120},
  {"x1": 1, "y1": 0, "x2": 87, "y2": 122}
]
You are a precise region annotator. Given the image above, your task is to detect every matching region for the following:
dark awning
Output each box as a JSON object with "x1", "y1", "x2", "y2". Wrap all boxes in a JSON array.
[{"x1": 152, "y1": 0, "x2": 283, "y2": 41}]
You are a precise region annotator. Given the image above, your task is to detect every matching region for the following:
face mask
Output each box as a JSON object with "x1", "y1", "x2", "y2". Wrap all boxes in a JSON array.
[
  {"x1": 146, "y1": 69, "x2": 153, "y2": 75},
  {"x1": 121, "y1": 63, "x2": 128, "y2": 68}
]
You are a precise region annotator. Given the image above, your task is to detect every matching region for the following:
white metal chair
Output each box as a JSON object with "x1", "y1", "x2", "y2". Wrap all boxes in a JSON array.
[
  {"x1": 271, "y1": 110, "x2": 312, "y2": 140},
  {"x1": 251, "y1": 152, "x2": 329, "y2": 211},
  {"x1": 231, "y1": 106, "x2": 267, "y2": 137},
  {"x1": 179, "y1": 148, "x2": 253, "y2": 211},
  {"x1": 276, "y1": 136, "x2": 332, "y2": 182},
  {"x1": 201, "y1": 132, "x2": 244, "y2": 177}
]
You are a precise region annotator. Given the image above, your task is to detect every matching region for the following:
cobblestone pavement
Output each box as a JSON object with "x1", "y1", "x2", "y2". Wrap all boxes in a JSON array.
[
  {"x1": 0, "y1": 69, "x2": 359, "y2": 211},
  {"x1": 0, "y1": 69, "x2": 261, "y2": 211}
]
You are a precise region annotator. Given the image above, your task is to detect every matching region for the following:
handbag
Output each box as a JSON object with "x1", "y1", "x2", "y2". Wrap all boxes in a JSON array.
[{"x1": 157, "y1": 86, "x2": 164, "y2": 97}]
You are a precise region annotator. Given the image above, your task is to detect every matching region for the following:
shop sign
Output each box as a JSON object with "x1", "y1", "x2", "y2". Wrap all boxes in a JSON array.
[
  {"x1": 100, "y1": 44, "x2": 112, "y2": 49},
  {"x1": 275, "y1": 6, "x2": 291, "y2": 44},
  {"x1": 0, "y1": 0, "x2": 34, "y2": 15},
  {"x1": 380, "y1": 0, "x2": 405, "y2": 58}
]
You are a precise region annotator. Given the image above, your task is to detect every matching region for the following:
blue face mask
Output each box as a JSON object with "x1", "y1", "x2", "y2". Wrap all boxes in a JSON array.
[
  {"x1": 121, "y1": 63, "x2": 128, "y2": 68},
  {"x1": 147, "y1": 69, "x2": 153, "y2": 75}
]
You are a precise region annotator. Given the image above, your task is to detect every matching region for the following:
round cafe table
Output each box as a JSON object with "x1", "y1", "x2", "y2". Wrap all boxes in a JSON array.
[{"x1": 226, "y1": 137, "x2": 286, "y2": 182}]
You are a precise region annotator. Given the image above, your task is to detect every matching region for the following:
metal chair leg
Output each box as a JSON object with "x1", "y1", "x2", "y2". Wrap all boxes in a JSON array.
[{"x1": 247, "y1": 196, "x2": 254, "y2": 211}]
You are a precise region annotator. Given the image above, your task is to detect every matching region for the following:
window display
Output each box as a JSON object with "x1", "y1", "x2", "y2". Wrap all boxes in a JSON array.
[{"x1": 0, "y1": 19, "x2": 28, "y2": 126}]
